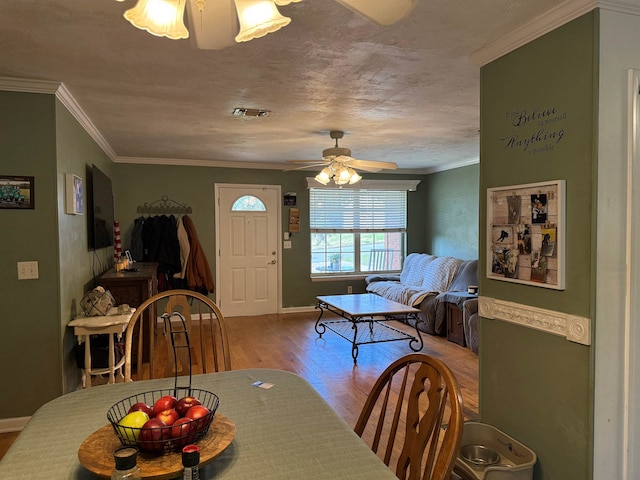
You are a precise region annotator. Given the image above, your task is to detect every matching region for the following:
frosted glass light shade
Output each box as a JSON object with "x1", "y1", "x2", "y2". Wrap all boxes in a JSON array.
[
  {"x1": 349, "y1": 170, "x2": 362, "y2": 184},
  {"x1": 274, "y1": 0, "x2": 303, "y2": 4},
  {"x1": 124, "y1": 0, "x2": 189, "y2": 40},
  {"x1": 315, "y1": 168, "x2": 331, "y2": 185},
  {"x1": 234, "y1": 0, "x2": 291, "y2": 43}
]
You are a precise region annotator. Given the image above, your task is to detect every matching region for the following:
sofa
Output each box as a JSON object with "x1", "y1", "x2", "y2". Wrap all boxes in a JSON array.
[
  {"x1": 462, "y1": 297, "x2": 479, "y2": 354},
  {"x1": 365, "y1": 253, "x2": 478, "y2": 340}
]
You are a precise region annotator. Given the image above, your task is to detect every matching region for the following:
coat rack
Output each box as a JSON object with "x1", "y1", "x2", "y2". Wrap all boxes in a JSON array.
[{"x1": 137, "y1": 195, "x2": 192, "y2": 215}]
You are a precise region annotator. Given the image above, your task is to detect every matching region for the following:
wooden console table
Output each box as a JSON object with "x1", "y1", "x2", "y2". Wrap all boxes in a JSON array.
[{"x1": 99, "y1": 262, "x2": 158, "y2": 374}]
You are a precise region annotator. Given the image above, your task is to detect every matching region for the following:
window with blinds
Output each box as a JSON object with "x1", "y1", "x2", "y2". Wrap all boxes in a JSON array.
[{"x1": 310, "y1": 188, "x2": 407, "y2": 275}]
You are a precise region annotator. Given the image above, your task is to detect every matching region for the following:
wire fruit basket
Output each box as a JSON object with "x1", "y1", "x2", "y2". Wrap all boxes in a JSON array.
[
  {"x1": 107, "y1": 388, "x2": 219, "y2": 453},
  {"x1": 107, "y1": 312, "x2": 219, "y2": 454}
]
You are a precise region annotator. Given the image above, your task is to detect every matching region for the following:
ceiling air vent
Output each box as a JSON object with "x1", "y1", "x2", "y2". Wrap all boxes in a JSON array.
[{"x1": 232, "y1": 108, "x2": 270, "y2": 117}]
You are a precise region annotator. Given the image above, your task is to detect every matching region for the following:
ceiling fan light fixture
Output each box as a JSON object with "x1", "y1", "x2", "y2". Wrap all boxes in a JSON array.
[
  {"x1": 315, "y1": 167, "x2": 331, "y2": 185},
  {"x1": 234, "y1": 0, "x2": 291, "y2": 43},
  {"x1": 349, "y1": 170, "x2": 362, "y2": 184},
  {"x1": 124, "y1": 0, "x2": 189, "y2": 40}
]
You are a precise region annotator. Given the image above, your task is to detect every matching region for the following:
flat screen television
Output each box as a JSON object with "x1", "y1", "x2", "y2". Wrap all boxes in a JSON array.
[{"x1": 88, "y1": 164, "x2": 114, "y2": 249}]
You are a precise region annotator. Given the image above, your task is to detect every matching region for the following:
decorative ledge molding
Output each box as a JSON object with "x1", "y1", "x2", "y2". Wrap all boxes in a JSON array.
[{"x1": 478, "y1": 296, "x2": 591, "y2": 345}]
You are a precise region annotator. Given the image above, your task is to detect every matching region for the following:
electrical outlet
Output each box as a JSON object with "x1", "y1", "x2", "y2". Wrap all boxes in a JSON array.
[
  {"x1": 347, "y1": 286, "x2": 353, "y2": 294},
  {"x1": 283, "y1": 240, "x2": 292, "y2": 249},
  {"x1": 17, "y1": 261, "x2": 39, "y2": 280}
]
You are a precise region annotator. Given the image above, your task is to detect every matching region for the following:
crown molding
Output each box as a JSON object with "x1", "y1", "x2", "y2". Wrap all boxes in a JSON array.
[
  {"x1": 55, "y1": 83, "x2": 117, "y2": 160},
  {"x1": 0, "y1": 76, "x2": 59, "y2": 94},
  {"x1": 470, "y1": 0, "x2": 640, "y2": 67},
  {"x1": 0, "y1": 76, "x2": 116, "y2": 161},
  {"x1": 114, "y1": 156, "x2": 292, "y2": 171},
  {"x1": 421, "y1": 157, "x2": 479, "y2": 174},
  {"x1": 478, "y1": 296, "x2": 591, "y2": 345}
]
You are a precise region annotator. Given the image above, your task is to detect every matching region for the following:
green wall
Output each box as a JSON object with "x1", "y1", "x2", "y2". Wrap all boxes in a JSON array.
[
  {"x1": 0, "y1": 91, "x2": 116, "y2": 418},
  {"x1": 113, "y1": 164, "x2": 430, "y2": 308},
  {"x1": 55, "y1": 101, "x2": 114, "y2": 393},
  {"x1": 479, "y1": 13, "x2": 596, "y2": 480},
  {"x1": 423, "y1": 164, "x2": 479, "y2": 260},
  {"x1": 0, "y1": 92, "x2": 60, "y2": 416},
  {"x1": 0, "y1": 89, "x2": 478, "y2": 421}
]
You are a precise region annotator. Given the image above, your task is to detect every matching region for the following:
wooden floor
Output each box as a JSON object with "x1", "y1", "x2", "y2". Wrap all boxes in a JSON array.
[{"x1": 0, "y1": 311, "x2": 478, "y2": 460}]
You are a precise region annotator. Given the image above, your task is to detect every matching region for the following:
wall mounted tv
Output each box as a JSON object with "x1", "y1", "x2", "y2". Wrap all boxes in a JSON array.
[{"x1": 88, "y1": 164, "x2": 114, "y2": 249}]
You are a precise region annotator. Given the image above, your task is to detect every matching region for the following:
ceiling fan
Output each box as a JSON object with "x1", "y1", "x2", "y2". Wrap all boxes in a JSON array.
[
  {"x1": 117, "y1": 0, "x2": 418, "y2": 50},
  {"x1": 286, "y1": 130, "x2": 398, "y2": 185}
]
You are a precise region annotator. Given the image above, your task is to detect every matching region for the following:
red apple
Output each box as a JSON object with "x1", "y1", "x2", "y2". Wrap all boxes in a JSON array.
[
  {"x1": 128, "y1": 402, "x2": 153, "y2": 417},
  {"x1": 155, "y1": 408, "x2": 179, "y2": 426},
  {"x1": 138, "y1": 418, "x2": 168, "y2": 453},
  {"x1": 152, "y1": 395, "x2": 177, "y2": 416},
  {"x1": 175, "y1": 396, "x2": 201, "y2": 417},
  {"x1": 185, "y1": 405, "x2": 211, "y2": 432},
  {"x1": 170, "y1": 417, "x2": 197, "y2": 448}
]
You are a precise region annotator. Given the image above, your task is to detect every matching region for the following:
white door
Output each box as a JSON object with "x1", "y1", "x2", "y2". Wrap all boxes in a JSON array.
[{"x1": 215, "y1": 184, "x2": 280, "y2": 317}]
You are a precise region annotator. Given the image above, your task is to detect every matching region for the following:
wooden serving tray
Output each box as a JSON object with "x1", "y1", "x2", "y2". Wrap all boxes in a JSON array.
[{"x1": 78, "y1": 414, "x2": 236, "y2": 479}]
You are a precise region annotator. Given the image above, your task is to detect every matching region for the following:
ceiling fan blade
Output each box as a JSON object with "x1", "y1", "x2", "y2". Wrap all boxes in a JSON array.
[
  {"x1": 350, "y1": 159, "x2": 398, "y2": 171},
  {"x1": 334, "y1": 0, "x2": 417, "y2": 26},
  {"x1": 287, "y1": 160, "x2": 329, "y2": 164},
  {"x1": 284, "y1": 162, "x2": 328, "y2": 172},
  {"x1": 351, "y1": 165, "x2": 383, "y2": 173},
  {"x1": 186, "y1": 0, "x2": 237, "y2": 50}
]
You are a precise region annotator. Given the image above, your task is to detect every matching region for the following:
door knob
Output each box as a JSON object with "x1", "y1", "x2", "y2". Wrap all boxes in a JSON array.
[{"x1": 268, "y1": 259, "x2": 277, "y2": 265}]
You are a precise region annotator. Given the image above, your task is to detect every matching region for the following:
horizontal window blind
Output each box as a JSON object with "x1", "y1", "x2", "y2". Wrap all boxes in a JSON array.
[{"x1": 310, "y1": 188, "x2": 406, "y2": 231}]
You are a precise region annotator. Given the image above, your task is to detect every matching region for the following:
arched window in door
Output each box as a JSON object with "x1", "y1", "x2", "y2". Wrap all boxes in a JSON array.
[{"x1": 232, "y1": 195, "x2": 266, "y2": 211}]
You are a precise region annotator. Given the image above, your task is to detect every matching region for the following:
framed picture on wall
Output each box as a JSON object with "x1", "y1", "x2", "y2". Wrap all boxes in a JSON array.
[
  {"x1": 0, "y1": 175, "x2": 34, "y2": 209},
  {"x1": 65, "y1": 173, "x2": 84, "y2": 215},
  {"x1": 486, "y1": 179, "x2": 565, "y2": 289}
]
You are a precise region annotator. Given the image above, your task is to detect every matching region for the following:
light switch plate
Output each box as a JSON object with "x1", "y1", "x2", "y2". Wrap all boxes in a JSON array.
[
  {"x1": 283, "y1": 241, "x2": 292, "y2": 249},
  {"x1": 17, "y1": 261, "x2": 39, "y2": 280}
]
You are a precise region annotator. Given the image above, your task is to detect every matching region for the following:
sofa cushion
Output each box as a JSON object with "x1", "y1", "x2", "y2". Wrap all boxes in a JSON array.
[
  {"x1": 400, "y1": 253, "x2": 434, "y2": 287},
  {"x1": 421, "y1": 256, "x2": 463, "y2": 292},
  {"x1": 366, "y1": 281, "x2": 432, "y2": 306},
  {"x1": 448, "y1": 259, "x2": 478, "y2": 292}
]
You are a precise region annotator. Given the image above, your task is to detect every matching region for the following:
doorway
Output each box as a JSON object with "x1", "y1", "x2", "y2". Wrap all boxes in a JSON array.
[{"x1": 214, "y1": 184, "x2": 281, "y2": 317}]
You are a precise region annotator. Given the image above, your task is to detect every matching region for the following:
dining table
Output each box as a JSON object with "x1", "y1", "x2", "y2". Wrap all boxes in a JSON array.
[{"x1": 0, "y1": 368, "x2": 398, "y2": 479}]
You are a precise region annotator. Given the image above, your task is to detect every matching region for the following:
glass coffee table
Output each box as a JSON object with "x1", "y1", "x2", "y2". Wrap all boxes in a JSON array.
[{"x1": 315, "y1": 293, "x2": 423, "y2": 363}]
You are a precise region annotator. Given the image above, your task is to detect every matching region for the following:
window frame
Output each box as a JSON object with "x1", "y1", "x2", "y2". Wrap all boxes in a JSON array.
[{"x1": 307, "y1": 178, "x2": 419, "y2": 279}]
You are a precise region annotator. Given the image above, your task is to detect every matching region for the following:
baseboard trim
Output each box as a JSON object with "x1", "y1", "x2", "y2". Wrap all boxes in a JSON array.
[
  {"x1": 280, "y1": 305, "x2": 317, "y2": 314},
  {"x1": 479, "y1": 296, "x2": 591, "y2": 345},
  {"x1": 0, "y1": 416, "x2": 30, "y2": 433}
]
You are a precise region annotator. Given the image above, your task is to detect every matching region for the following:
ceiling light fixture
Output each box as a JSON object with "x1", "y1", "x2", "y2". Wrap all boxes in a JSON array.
[
  {"x1": 118, "y1": 0, "x2": 302, "y2": 43},
  {"x1": 315, "y1": 158, "x2": 362, "y2": 186},
  {"x1": 122, "y1": 0, "x2": 189, "y2": 40}
]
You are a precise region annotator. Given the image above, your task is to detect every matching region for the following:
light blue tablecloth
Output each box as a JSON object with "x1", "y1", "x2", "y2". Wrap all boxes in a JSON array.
[{"x1": 0, "y1": 369, "x2": 396, "y2": 479}]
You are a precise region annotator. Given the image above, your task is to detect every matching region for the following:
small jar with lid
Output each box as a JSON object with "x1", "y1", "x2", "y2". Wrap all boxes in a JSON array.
[
  {"x1": 182, "y1": 444, "x2": 201, "y2": 480},
  {"x1": 111, "y1": 446, "x2": 141, "y2": 480}
]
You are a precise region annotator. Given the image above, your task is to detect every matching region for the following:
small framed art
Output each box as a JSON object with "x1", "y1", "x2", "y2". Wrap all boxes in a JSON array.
[
  {"x1": 65, "y1": 173, "x2": 84, "y2": 215},
  {"x1": 0, "y1": 175, "x2": 34, "y2": 209}
]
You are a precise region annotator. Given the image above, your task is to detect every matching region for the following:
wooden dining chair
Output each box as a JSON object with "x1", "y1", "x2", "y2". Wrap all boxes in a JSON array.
[
  {"x1": 124, "y1": 289, "x2": 231, "y2": 382},
  {"x1": 354, "y1": 353, "x2": 464, "y2": 480}
]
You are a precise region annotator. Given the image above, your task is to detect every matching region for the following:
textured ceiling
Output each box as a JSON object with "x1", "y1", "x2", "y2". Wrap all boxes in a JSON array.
[{"x1": 0, "y1": 0, "x2": 574, "y2": 173}]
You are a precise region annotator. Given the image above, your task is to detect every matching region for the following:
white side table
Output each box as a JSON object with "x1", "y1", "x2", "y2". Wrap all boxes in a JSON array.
[{"x1": 68, "y1": 307, "x2": 135, "y2": 388}]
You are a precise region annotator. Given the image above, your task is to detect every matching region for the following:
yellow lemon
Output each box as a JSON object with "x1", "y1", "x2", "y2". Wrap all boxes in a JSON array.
[{"x1": 117, "y1": 411, "x2": 149, "y2": 442}]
